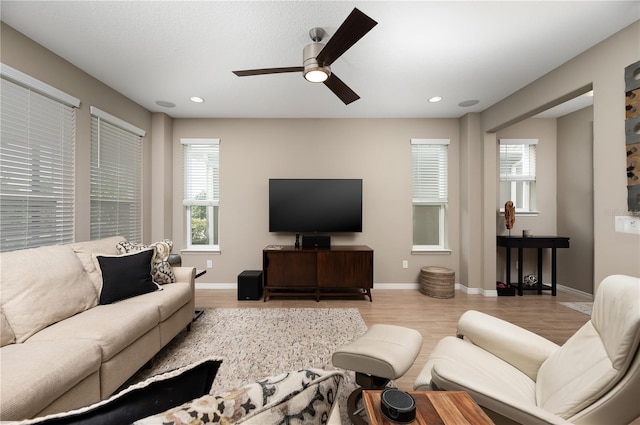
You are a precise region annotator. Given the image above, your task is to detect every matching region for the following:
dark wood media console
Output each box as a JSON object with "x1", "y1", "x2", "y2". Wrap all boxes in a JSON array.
[{"x1": 262, "y1": 245, "x2": 373, "y2": 301}]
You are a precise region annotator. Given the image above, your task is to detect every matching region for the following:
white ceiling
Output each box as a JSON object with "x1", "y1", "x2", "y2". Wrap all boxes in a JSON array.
[{"x1": 1, "y1": 1, "x2": 638, "y2": 119}]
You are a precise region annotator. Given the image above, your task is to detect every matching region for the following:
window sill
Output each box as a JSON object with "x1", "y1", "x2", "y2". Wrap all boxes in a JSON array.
[
  {"x1": 411, "y1": 248, "x2": 452, "y2": 255},
  {"x1": 498, "y1": 210, "x2": 540, "y2": 217},
  {"x1": 180, "y1": 247, "x2": 221, "y2": 254}
]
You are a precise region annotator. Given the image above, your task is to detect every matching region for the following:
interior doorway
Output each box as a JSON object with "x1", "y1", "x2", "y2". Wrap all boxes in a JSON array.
[{"x1": 497, "y1": 90, "x2": 595, "y2": 296}]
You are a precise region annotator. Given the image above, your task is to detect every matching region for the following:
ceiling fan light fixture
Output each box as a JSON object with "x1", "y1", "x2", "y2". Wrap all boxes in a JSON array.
[{"x1": 304, "y1": 67, "x2": 329, "y2": 83}]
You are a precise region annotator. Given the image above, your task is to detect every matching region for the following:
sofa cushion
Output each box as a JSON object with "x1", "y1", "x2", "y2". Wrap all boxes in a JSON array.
[
  {"x1": 120, "y1": 282, "x2": 191, "y2": 322},
  {"x1": 94, "y1": 249, "x2": 160, "y2": 304},
  {"x1": 27, "y1": 303, "x2": 160, "y2": 362},
  {"x1": 11, "y1": 358, "x2": 222, "y2": 425},
  {"x1": 72, "y1": 236, "x2": 125, "y2": 293},
  {"x1": 1, "y1": 308, "x2": 16, "y2": 346},
  {"x1": 0, "y1": 339, "x2": 101, "y2": 421},
  {"x1": 116, "y1": 240, "x2": 176, "y2": 285},
  {"x1": 134, "y1": 368, "x2": 343, "y2": 425},
  {"x1": 0, "y1": 245, "x2": 98, "y2": 343}
]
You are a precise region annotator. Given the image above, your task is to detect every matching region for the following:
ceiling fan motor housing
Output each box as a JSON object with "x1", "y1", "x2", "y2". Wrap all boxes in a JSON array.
[{"x1": 303, "y1": 42, "x2": 330, "y2": 82}]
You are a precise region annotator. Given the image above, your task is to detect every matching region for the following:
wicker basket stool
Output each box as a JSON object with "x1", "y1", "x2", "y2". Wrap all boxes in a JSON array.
[{"x1": 420, "y1": 266, "x2": 455, "y2": 298}]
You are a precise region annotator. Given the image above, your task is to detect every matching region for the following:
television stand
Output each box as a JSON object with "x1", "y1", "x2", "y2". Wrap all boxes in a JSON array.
[{"x1": 262, "y1": 245, "x2": 373, "y2": 302}]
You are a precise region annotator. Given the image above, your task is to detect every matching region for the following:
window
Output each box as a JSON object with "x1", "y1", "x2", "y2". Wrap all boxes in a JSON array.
[
  {"x1": 0, "y1": 65, "x2": 79, "y2": 252},
  {"x1": 411, "y1": 138, "x2": 449, "y2": 250},
  {"x1": 90, "y1": 106, "x2": 145, "y2": 242},
  {"x1": 182, "y1": 139, "x2": 220, "y2": 250},
  {"x1": 499, "y1": 139, "x2": 537, "y2": 212}
]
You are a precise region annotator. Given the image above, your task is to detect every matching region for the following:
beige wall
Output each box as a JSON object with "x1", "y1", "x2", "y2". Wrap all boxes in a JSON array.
[
  {"x1": 171, "y1": 119, "x2": 461, "y2": 285},
  {"x1": 0, "y1": 23, "x2": 154, "y2": 243},
  {"x1": 458, "y1": 113, "x2": 484, "y2": 288},
  {"x1": 479, "y1": 21, "x2": 640, "y2": 291},
  {"x1": 151, "y1": 113, "x2": 174, "y2": 242},
  {"x1": 557, "y1": 106, "x2": 594, "y2": 294}
]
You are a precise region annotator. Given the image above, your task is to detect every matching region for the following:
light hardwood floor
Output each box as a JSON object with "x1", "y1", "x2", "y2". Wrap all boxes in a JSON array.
[{"x1": 195, "y1": 288, "x2": 591, "y2": 392}]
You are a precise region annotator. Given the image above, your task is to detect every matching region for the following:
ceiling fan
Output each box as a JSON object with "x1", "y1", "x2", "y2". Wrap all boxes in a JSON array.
[{"x1": 232, "y1": 8, "x2": 377, "y2": 105}]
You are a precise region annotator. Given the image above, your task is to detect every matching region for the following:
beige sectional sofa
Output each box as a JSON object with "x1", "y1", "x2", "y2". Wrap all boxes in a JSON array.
[{"x1": 0, "y1": 236, "x2": 195, "y2": 421}]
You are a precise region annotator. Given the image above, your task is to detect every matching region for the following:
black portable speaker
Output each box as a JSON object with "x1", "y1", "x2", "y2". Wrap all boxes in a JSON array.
[
  {"x1": 237, "y1": 270, "x2": 263, "y2": 300},
  {"x1": 380, "y1": 388, "x2": 416, "y2": 424}
]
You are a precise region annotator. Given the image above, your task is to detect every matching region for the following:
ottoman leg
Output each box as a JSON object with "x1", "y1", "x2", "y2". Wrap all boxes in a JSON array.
[{"x1": 346, "y1": 373, "x2": 391, "y2": 425}]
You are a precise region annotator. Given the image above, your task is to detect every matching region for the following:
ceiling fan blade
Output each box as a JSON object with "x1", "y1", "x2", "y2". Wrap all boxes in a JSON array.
[
  {"x1": 232, "y1": 67, "x2": 303, "y2": 77},
  {"x1": 324, "y1": 73, "x2": 360, "y2": 105},
  {"x1": 316, "y1": 8, "x2": 377, "y2": 66}
]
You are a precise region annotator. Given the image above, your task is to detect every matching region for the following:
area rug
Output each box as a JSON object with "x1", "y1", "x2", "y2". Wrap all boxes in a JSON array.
[
  {"x1": 128, "y1": 308, "x2": 367, "y2": 422},
  {"x1": 559, "y1": 302, "x2": 593, "y2": 316}
]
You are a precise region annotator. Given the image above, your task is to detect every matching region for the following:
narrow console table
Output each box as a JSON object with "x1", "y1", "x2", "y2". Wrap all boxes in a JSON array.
[
  {"x1": 497, "y1": 235, "x2": 570, "y2": 296},
  {"x1": 262, "y1": 245, "x2": 373, "y2": 302}
]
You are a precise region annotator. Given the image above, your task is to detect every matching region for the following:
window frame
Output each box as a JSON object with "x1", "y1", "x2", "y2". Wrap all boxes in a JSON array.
[
  {"x1": 411, "y1": 138, "x2": 450, "y2": 252},
  {"x1": 499, "y1": 138, "x2": 538, "y2": 214},
  {"x1": 181, "y1": 138, "x2": 220, "y2": 252}
]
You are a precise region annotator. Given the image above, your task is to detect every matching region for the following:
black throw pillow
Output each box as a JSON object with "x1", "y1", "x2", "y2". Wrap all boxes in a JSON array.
[
  {"x1": 96, "y1": 249, "x2": 159, "y2": 304},
  {"x1": 23, "y1": 358, "x2": 222, "y2": 425}
]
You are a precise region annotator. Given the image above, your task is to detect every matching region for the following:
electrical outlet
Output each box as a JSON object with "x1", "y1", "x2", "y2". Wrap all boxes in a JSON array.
[
  {"x1": 615, "y1": 216, "x2": 640, "y2": 234},
  {"x1": 206, "y1": 259, "x2": 213, "y2": 268},
  {"x1": 402, "y1": 260, "x2": 409, "y2": 269}
]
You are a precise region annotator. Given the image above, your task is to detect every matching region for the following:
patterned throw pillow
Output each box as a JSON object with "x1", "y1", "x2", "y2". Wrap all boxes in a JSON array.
[
  {"x1": 134, "y1": 368, "x2": 343, "y2": 425},
  {"x1": 116, "y1": 239, "x2": 176, "y2": 284}
]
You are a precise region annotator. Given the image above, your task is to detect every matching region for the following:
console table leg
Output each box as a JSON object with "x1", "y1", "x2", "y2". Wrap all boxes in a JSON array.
[
  {"x1": 537, "y1": 247, "x2": 543, "y2": 295},
  {"x1": 505, "y1": 246, "x2": 512, "y2": 291},
  {"x1": 518, "y1": 246, "x2": 524, "y2": 296},
  {"x1": 551, "y1": 247, "x2": 558, "y2": 296}
]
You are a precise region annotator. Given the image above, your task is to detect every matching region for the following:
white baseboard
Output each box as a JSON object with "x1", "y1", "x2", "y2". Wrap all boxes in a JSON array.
[
  {"x1": 557, "y1": 284, "x2": 593, "y2": 300},
  {"x1": 455, "y1": 283, "x2": 497, "y2": 297},
  {"x1": 373, "y1": 283, "x2": 419, "y2": 290},
  {"x1": 196, "y1": 282, "x2": 236, "y2": 290}
]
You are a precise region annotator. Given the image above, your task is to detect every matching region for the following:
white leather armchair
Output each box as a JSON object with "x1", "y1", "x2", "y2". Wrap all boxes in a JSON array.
[{"x1": 414, "y1": 275, "x2": 640, "y2": 425}]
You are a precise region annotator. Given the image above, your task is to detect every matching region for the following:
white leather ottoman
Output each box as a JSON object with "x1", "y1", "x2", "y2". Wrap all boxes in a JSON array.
[{"x1": 332, "y1": 324, "x2": 423, "y2": 424}]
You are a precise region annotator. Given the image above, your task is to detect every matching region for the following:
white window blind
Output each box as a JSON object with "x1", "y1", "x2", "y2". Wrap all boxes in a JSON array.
[
  {"x1": 0, "y1": 76, "x2": 77, "y2": 252},
  {"x1": 90, "y1": 108, "x2": 144, "y2": 242},
  {"x1": 182, "y1": 139, "x2": 220, "y2": 248},
  {"x1": 411, "y1": 139, "x2": 449, "y2": 203},
  {"x1": 499, "y1": 139, "x2": 537, "y2": 181}
]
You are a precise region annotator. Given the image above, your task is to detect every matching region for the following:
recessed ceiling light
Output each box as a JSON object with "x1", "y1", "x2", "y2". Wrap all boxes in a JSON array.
[
  {"x1": 458, "y1": 99, "x2": 479, "y2": 107},
  {"x1": 190, "y1": 96, "x2": 205, "y2": 103},
  {"x1": 155, "y1": 100, "x2": 176, "y2": 108},
  {"x1": 428, "y1": 96, "x2": 442, "y2": 103}
]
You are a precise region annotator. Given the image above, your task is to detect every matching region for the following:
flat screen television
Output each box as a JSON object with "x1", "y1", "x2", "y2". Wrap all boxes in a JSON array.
[{"x1": 269, "y1": 179, "x2": 363, "y2": 233}]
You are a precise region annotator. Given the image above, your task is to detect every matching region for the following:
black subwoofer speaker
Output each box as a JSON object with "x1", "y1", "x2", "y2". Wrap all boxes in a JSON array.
[{"x1": 237, "y1": 270, "x2": 263, "y2": 301}]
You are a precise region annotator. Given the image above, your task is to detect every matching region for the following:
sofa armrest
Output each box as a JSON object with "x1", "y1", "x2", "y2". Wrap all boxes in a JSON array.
[
  {"x1": 171, "y1": 267, "x2": 195, "y2": 290},
  {"x1": 457, "y1": 310, "x2": 559, "y2": 380}
]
